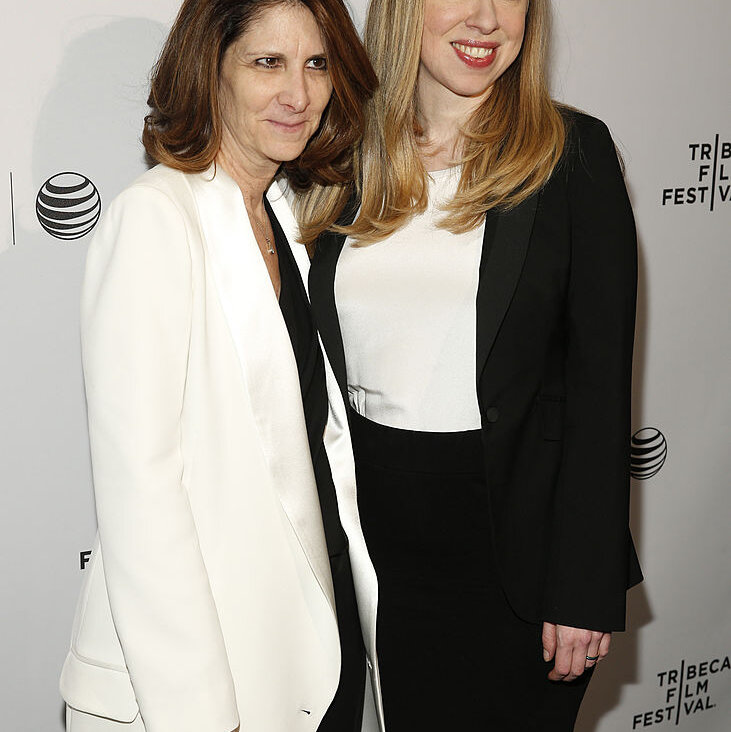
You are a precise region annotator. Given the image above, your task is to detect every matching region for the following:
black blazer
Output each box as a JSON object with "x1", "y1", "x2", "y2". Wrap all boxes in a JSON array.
[{"x1": 310, "y1": 110, "x2": 642, "y2": 632}]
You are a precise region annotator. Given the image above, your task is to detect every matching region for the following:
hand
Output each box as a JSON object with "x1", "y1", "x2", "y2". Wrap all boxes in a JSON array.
[{"x1": 542, "y1": 622, "x2": 611, "y2": 681}]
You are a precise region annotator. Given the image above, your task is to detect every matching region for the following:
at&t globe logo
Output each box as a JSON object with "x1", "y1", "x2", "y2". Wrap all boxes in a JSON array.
[
  {"x1": 630, "y1": 427, "x2": 668, "y2": 480},
  {"x1": 36, "y1": 172, "x2": 101, "y2": 240}
]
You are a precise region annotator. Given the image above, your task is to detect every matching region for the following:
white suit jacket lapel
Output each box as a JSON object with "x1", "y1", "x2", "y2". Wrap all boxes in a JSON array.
[
  {"x1": 278, "y1": 188, "x2": 381, "y2": 703},
  {"x1": 187, "y1": 166, "x2": 335, "y2": 611}
]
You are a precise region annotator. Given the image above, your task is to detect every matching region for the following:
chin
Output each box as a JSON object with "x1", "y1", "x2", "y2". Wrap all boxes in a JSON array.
[
  {"x1": 442, "y1": 75, "x2": 499, "y2": 99},
  {"x1": 453, "y1": 85, "x2": 492, "y2": 99},
  {"x1": 265, "y1": 140, "x2": 311, "y2": 164},
  {"x1": 272, "y1": 148, "x2": 308, "y2": 165}
]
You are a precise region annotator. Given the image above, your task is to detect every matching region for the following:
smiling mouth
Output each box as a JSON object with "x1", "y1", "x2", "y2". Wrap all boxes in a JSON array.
[
  {"x1": 268, "y1": 120, "x2": 306, "y2": 132},
  {"x1": 451, "y1": 42, "x2": 495, "y2": 59}
]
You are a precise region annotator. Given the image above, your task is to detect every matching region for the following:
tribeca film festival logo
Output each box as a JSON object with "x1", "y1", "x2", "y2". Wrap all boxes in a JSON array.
[
  {"x1": 661, "y1": 134, "x2": 730, "y2": 212},
  {"x1": 36, "y1": 172, "x2": 101, "y2": 240},
  {"x1": 630, "y1": 427, "x2": 667, "y2": 480},
  {"x1": 632, "y1": 655, "x2": 730, "y2": 729}
]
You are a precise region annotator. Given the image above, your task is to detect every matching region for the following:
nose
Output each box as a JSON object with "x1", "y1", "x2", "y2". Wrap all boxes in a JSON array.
[
  {"x1": 277, "y1": 68, "x2": 309, "y2": 113},
  {"x1": 465, "y1": 0, "x2": 500, "y2": 36}
]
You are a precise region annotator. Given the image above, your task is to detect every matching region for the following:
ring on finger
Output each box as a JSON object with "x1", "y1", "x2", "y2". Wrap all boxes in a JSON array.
[{"x1": 586, "y1": 655, "x2": 599, "y2": 662}]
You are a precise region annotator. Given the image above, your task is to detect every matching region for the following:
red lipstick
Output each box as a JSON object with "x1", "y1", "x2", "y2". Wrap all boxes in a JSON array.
[{"x1": 451, "y1": 40, "x2": 499, "y2": 69}]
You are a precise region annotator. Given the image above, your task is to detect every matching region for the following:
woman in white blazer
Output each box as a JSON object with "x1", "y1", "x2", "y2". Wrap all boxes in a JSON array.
[{"x1": 59, "y1": 2, "x2": 381, "y2": 731}]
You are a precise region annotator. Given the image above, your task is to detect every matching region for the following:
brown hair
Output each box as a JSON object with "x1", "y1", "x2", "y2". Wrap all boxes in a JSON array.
[
  {"x1": 143, "y1": 0, "x2": 376, "y2": 192},
  {"x1": 337, "y1": 0, "x2": 566, "y2": 243}
]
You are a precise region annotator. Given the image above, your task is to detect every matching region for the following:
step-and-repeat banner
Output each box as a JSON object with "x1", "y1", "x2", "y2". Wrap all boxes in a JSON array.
[{"x1": 1, "y1": 1, "x2": 728, "y2": 730}]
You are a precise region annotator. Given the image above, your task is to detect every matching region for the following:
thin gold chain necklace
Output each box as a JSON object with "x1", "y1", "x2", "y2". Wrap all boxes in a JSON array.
[
  {"x1": 252, "y1": 212, "x2": 275, "y2": 255},
  {"x1": 246, "y1": 198, "x2": 275, "y2": 255}
]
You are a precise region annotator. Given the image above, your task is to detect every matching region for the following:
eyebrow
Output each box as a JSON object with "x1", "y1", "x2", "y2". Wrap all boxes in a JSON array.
[{"x1": 242, "y1": 49, "x2": 327, "y2": 57}]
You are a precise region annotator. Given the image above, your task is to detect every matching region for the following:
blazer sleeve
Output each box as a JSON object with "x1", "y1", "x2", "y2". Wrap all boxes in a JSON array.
[
  {"x1": 81, "y1": 185, "x2": 239, "y2": 732},
  {"x1": 541, "y1": 117, "x2": 638, "y2": 632}
]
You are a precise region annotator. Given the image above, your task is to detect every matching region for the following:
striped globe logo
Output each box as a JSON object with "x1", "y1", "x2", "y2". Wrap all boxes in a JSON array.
[
  {"x1": 36, "y1": 172, "x2": 101, "y2": 240},
  {"x1": 630, "y1": 427, "x2": 668, "y2": 480}
]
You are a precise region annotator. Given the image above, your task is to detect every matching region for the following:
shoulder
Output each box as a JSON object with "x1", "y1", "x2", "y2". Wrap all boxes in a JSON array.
[
  {"x1": 557, "y1": 107, "x2": 618, "y2": 169},
  {"x1": 110, "y1": 164, "x2": 192, "y2": 215},
  {"x1": 559, "y1": 107, "x2": 611, "y2": 136},
  {"x1": 94, "y1": 165, "x2": 207, "y2": 247},
  {"x1": 89, "y1": 166, "x2": 199, "y2": 269},
  {"x1": 551, "y1": 108, "x2": 634, "y2": 227}
]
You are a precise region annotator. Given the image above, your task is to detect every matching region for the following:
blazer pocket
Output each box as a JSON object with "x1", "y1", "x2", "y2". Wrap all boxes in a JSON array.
[
  {"x1": 536, "y1": 395, "x2": 565, "y2": 441},
  {"x1": 60, "y1": 544, "x2": 139, "y2": 722},
  {"x1": 60, "y1": 650, "x2": 139, "y2": 722}
]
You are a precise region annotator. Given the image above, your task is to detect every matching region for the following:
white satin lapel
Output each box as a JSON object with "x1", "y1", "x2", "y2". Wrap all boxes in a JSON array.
[
  {"x1": 187, "y1": 167, "x2": 334, "y2": 611},
  {"x1": 267, "y1": 181, "x2": 304, "y2": 271},
  {"x1": 273, "y1": 184, "x2": 383, "y2": 725}
]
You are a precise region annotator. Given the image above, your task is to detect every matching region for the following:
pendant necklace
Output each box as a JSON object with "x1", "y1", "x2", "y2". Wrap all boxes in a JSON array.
[
  {"x1": 247, "y1": 197, "x2": 275, "y2": 255},
  {"x1": 253, "y1": 213, "x2": 275, "y2": 255}
]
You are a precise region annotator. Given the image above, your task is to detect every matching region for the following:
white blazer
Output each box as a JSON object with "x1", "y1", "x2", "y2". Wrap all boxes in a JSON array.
[{"x1": 59, "y1": 164, "x2": 383, "y2": 732}]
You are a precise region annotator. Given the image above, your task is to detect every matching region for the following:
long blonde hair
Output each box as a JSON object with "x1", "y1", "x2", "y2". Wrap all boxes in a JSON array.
[{"x1": 328, "y1": 0, "x2": 566, "y2": 244}]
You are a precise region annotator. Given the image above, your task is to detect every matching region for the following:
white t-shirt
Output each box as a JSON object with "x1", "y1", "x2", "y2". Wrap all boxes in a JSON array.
[{"x1": 335, "y1": 167, "x2": 484, "y2": 432}]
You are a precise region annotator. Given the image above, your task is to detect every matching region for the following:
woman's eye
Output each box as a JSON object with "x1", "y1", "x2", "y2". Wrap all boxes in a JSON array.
[
  {"x1": 256, "y1": 57, "x2": 280, "y2": 68},
  {"x1": 306, "y1": 57, "x2": 328, "y2": 71}
]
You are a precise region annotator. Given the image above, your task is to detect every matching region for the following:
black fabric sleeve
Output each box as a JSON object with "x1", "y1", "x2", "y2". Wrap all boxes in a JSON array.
[{"x1": 541, "y1": 116, "x2": 638, "y2": 631}]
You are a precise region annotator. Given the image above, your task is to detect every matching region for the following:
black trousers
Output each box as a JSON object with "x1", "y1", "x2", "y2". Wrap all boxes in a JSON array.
[{"x1": 350, "y1": 410, "x2": 592, "y2": 732}]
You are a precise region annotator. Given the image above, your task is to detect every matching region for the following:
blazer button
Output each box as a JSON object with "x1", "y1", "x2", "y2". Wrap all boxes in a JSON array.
[{"x1": 485, "y1": 406, "x2": 500, "y2": 423}]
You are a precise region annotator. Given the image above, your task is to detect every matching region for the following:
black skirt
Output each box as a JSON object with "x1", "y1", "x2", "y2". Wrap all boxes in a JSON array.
[{"x1": 350, "y1": 409, "x2": 592, "y2": 732}]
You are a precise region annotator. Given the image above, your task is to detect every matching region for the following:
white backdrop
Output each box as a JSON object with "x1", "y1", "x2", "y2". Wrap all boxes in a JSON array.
[{"x1": 1, "y1": 2, "x2": 729, "y2": 731}]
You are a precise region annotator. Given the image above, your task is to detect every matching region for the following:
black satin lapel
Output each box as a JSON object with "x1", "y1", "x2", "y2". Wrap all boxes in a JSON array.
[
  {"x1": 309, "y1": 194, "x2": 358, "y2": 406},
  {"x1": 310, "y1": 231, "x2": 348, "y2": 404},
  {"x1": 476, "y1": 193, "x2": 539, "y2": 380}
]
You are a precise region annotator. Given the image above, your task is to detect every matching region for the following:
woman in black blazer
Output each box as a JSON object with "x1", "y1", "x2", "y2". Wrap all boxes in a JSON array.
[{"x1": 307, "y1": 0, "x2": 642, "y2": 729}]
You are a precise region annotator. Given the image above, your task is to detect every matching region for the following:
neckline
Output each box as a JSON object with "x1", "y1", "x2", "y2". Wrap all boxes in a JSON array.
[{"x1": 427, "y1": 165, "x2": 460, "y2": 182}]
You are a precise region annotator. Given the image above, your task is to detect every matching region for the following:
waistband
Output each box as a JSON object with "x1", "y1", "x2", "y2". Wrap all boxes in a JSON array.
[{"x1": 349, "y1": 409, "x2": 484, "y2": 475}]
